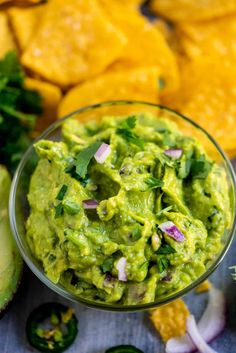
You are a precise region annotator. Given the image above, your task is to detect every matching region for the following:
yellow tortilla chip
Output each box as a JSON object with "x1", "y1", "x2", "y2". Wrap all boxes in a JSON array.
[
  {"x1": 58, "y1": 67, "x2": 160, "y2": 117},
  {"x1": 150, "y1": 0, "x2": 236, "y2": 23},
  {"x1": 102, "y1": 10, "x2": 179, "y2": 96},
  {"x1": 164, "y1": 57, "x2": 236, "y2": 153},
  {"x1": 0, "y1": 11, "x2": 15, "y2": 57},
  {"x1": 177, "y1": 15, "x2": 236, "y2": 61},
  {"x1": 25, "y1": 78, "x2": 62, "y2": 132},
  {"x1": 22, "y1": 0, "x2": 127, "y2": 87},
  {"x1": 196, "y1": 280, "x2": 211, "y2": 293},
  {"x1": 99, "y1": 0, "x2": 143, "y2": 9},
  {"x1": 150, "y1": 299, "x2": 190, "y2": 342},
  {"x1": 8, "y1": 5, "x2": 44, "y2": 52}
]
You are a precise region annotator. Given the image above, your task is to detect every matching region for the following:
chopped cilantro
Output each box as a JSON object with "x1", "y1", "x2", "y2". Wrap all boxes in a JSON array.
[
  {"x1": 101, "y1": 257, "x2": 114, "y2": 273},
  {"x1": 75, "y1": 141, "x2": 102, "y2": 179},
  {"x1": 56, "y1": 184, "x2": 68, "y2": 201},
  {"x1": 131, "y1": 228, "x2": 142, "y2": 241},
  {"x1": 63, "y1": 201, "x2": 80, "y2": 215},
  {"x1": 156, "y1": 244, "x2": 176, "y2": 255},
  {"x1": 117, "y1": 116, "x2": 144, "y2": 149},
  {"x1": 0, "y1": 51, "x2": 42, "y2": 172},
  {"x1": 190, "y1": 155, "x2": 212, "y2": 179},
  {"x1": 157, "y1": 257, "x2": 169, "y2": 273},
  {"x1": 55, "y1": 203, "x2": 64, "y2": 218},
  {"x1": 145, "y1": 176, "x2": 164, "y2": 189},
  {"x1": 177, "y1": 155, "x2": 212, "y2": 179}
]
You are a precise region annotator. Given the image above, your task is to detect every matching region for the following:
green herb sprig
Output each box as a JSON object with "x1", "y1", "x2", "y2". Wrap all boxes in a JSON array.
[
  {"x1": 117, "y1": 116, "x2": 144, "y2": 149},
  {"x1": 0, "y1": 51, "x2": 42, "y2": 172}
]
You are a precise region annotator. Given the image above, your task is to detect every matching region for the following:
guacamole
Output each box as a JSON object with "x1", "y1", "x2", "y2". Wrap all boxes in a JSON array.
[{"x1": 26, "y1": 113, "x2": 231, "y2": 305}]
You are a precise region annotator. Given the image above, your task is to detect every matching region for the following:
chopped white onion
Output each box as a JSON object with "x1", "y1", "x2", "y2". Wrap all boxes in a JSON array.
[
  {"x1": 166, "y1": 287, "x2": 226, "y2": 353},
  {"x1": 164, "y1": 149, "x2": 183, "y2": 159},
  {"x1": 159, "y1": 221, "x2": 185, "y2": 242},
  {"x1": 116, "y1": 257, "x2": 127, "y2": 282},
  {"x1": 94, "y1": 143, "x2": 111, "y2": 164},
  {"x1": 187, "y1": 315, "x2": 219, "y2": 353},
  {"x1": 82, "y1": 199, "x2": 99, "y2": 209}
]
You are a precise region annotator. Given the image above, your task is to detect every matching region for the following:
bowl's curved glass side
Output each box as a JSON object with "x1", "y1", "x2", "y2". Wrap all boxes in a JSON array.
[{"x1": 9, "y1": 101, "x2": 236, "y2": 312}]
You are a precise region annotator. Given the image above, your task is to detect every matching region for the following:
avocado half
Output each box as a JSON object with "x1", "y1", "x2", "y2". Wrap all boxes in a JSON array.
[{"x1": 0, "y1": 165, "x2": 23, "y2": 314}]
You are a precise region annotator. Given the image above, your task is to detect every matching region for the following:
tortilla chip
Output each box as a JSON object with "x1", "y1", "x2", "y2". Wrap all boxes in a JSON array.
[
  {"x1": 177, "y1": 14, "x2": 236, "y2": 62},
  {"x1": 104, "y1": 11, "x2": 179, "y2": 96},
  {"x1": 99, "y1": 0, "x2": 143, "y2": 9},
  {"x1": 196, "y1": 280, "x2": 211, "y2": 293},
  {"x1": 21, "y1": 0, "x2": 127, "y2": 87},
  {"x1": 25, "y1": 78, "x2": 62, "y2": 132},
  {"x1": 150, "y1": 299, "x2": 190, "y2": 342},
  {"x1": 0, "y1": 12, "x2": 15, "y2": 58},
  {"x1": 1, "y1": 0, "x2": 42, "y2": 3},
  {"x1": 8, "y1": 5, "x2": 44, "y2": 52},
  {"x1": 58, "y1": 66, "x2": 160, "y2": 117},
  {"x1": 150, "y1": 0, "x2": 236, "y2": 23},
  {"x1": 163, "y1": 57, "x2": 236, "y2": 153}
]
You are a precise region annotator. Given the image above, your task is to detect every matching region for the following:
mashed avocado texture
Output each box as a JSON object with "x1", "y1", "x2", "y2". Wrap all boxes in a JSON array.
[{"x1": 26, "y1": 113, "x2": 231, "y2": 305}]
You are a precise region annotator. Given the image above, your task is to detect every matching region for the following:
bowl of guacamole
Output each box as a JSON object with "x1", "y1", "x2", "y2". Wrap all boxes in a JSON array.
[{"x1": 9, "y1": 101, "x2": 236, "y2": 311}]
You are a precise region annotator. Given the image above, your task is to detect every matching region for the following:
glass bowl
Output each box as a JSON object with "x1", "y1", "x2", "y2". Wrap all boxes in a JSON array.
[{"x1": 9, "y1": 101, "x2": 236, "y2": 312}]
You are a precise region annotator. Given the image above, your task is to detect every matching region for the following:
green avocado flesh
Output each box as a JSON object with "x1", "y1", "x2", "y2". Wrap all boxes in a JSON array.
[
  {"x1": 0, "y1": 166, "x2": 23, "y2": 313},
  {"x1": 26, "y1": 113, "x2": 231, "y2": 305}
]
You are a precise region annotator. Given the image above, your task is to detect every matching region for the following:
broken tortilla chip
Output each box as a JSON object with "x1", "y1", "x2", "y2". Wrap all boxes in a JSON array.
[
  {"x1": 103, "y1": 9, "x2": 179, "y2": 96},
  {"x1": 0, "y1": 12, "x2": 16, "y2": 58},
  {"x1": 21, "y1": 0, "x2": 127, "y2": 87},
  {"x1": 149, "y1": 0, "x2": 236, "y2": 23},
  {"x1": 8, "y1": 5, "x2": 44, "y2": 52},
  {"x1": 163, "y1": 57, "x2": 236, "y2": 154},
  {"x1": 25, "y1": 78, "x2": 62, "y2": 132},
  {"x1": 150, "y1": 299, "x2": 190, "y2": 342},
  {"x1": 196, "y1": 280, "x2": 211, "y2": 293},
  {"x1": 58, "y1": 66, "x2": 160, "y2": 117},
  {"x1": 177, "y1": 14, "x2": 236, "y2": 62}
]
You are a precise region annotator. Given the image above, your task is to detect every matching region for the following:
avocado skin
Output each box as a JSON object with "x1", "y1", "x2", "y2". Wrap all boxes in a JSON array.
[{"x1": 0, "y1": 165, "x2": 23, "y2": 316}]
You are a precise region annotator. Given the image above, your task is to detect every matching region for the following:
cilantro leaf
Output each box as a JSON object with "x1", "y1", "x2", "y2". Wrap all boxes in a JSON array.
[
  {"x1": 177, "y1": 155, "x2": 212, "y2": 180},
  {"x1": 190, "y1": 155, "x2": 212, "y2": 179},
  {"x1": 157, "y1": 257, "x2": 169, "y2": 273},
  {"x1": 145, "y1": 177, "x2": 164, "y2": 189},
  {"x1": 117, "y1": 116, "x2": 144, "y2": 149},
  {"x1": 63, "y1": 201, "x2": 80, "y2": 215},
  {"x1": 56, "y1": 184, "x2": 68, "y2": 201},
  {"x1": 156, "y1": 244, "x2": 176, "y2": 255},
  {"x1": 55, "y1": 203, "x2": 64, "y2": 218},
  {"x1": 0, "y1": 51, "x2": 42, "y2": 173},
  {"x1": 121, "y1": 116, "x2": 136, "y2": 129},
  {"x1": 75, "y1": 141, "x2": 102, "y2": 179},
  {"x1": 101, "y1": 257, "x2": 114, "y2": 273}
]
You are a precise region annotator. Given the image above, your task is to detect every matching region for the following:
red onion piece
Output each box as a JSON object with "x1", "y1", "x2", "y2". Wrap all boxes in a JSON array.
[
  {"x1": 186, "y1": 315, "x2": 218, "y2": 353},
  {"x1": 116, "y1": 257, "x2": 127, "y2": 282},
  {"x1": 159, "y1": 221, "x2": 185, "y2": 242},
  {"x1": 94, "y1": 143, "x2": 111, "y2": 164},
  {"x1": 166, "y1": 287, "x2": 226, "y2": 353},
  {"x1": 82, "y1": 199, "x2": 99, "y2": 209},
  {"x1": 164, "y1": 148, "x2": 183, "y2": 159}
]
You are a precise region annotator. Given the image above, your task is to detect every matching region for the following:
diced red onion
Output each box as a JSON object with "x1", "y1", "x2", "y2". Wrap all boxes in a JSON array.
[
  {"x1": 94, "y1": 143, "x2": 111, "y2": 164},
  {"x1": 186, "y1": 315, "x2": 218, "y2": 353},
  {"x1": 116, "y1": 257, "x2": 127, "y2": 282},
  {"x1": 166, "y1": 287, "x2": 226, "y2": 353},
  {"x1": 82, "y1": 199, "x2": 99, "y2": 209},
  {"x1": 164, "y1": 148, "x2": 183, "y2": 159},
  {"x1": 159, "y1": 221, "x2": 185, "y2": 242}
]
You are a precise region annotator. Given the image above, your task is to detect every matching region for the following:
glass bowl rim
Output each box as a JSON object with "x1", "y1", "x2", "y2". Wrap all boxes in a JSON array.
[{"x1": 9, "y1": 100, "x2": 236, "y2": 312}]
